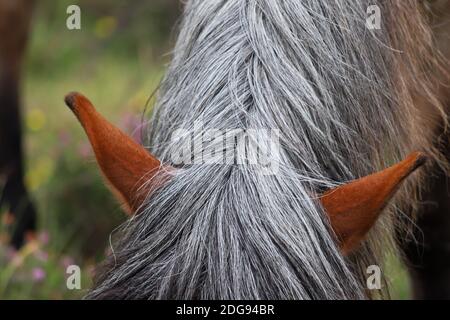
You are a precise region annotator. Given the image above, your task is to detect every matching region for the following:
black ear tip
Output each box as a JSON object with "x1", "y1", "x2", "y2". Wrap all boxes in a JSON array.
[
  {"x1": 64, "y1": 92, "x2": 79, "y2": 110},
  {"x1": 413, "y1": 152, "x2": 428, "y2": 170}
]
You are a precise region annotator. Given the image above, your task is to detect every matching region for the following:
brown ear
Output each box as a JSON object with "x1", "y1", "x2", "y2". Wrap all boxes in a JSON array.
[
  {"x1": 320, "y1": 152, "x2": 427, "y2": 255},
  {"x1": 64, "y1": 92, "x2": 170, "y2": 214}
]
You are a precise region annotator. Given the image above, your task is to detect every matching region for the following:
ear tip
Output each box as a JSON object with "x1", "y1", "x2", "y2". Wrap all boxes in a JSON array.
[
  {"x1": 64, "y1": 92, "x2": 80, "y2": 110},
  {"x1": 411, "y1": 151, "x2": 428, "y2": 170},
  {"x1": 64, "y1": 91, "x2": 92, "y2": 112}
]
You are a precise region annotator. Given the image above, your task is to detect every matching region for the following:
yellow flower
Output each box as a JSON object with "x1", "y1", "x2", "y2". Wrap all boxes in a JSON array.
[
  {"x1": 25, "y1": 157, "x2": 55, "y2": 191},
  {"x1": 94, "y1": 16, "x2": 117, "y2": 39},
  {"x1": 26, "y1": 108, "x2": 46, "y2": 132}
]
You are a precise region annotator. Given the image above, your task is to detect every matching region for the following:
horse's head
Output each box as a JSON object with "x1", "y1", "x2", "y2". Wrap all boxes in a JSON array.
[{"x1": 64, "y1": 91, "x2": 426, "y2": 256}]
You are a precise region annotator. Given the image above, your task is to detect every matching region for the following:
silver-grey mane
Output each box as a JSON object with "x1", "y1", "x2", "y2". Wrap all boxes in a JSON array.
[{"x1": 86, "y1": 0, "x2": 444, "y2": 299}]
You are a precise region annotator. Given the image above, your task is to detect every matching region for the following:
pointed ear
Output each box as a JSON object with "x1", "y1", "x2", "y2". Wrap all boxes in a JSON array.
[
  {"x1": 320, "y1": 152, "x2": 427, "y2": 255},
  {"x1": 64, "y1": 92, "x2": 171, "y2": 214}
]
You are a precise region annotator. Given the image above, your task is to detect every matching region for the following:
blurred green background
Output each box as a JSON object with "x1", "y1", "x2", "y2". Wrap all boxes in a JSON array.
[{"x1": 0, "y1": 0, "x2": 411, "y2": 299}]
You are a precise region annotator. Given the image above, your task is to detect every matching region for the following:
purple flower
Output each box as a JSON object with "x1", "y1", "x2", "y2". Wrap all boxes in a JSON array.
[
  {"x1": 32, "y1": 267, "x2": 46, "y2": 282},
  {"x1": 5, "y1": 247, "x2": 17, "y2": 262},
  {"x1": 38, "y1": 231, "x2": 50, "y2": 245},
  {"x1": 78, "y1": 142, "x2": 92, "y2": 159},
  {"x1": 60, "y1": 256, "x2": 75, "y2": 269},
  {"x1": 58, "y1": 130, "x2": 72, "y2": 147},
  {"x1": 34, "y1": 250, "x2": 49, "y2": 262}
]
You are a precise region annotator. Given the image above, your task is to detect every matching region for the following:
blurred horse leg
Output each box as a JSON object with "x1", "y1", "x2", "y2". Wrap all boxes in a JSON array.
[{"x1": 0, "y1": 0, "x2": 36, "y2": 248}]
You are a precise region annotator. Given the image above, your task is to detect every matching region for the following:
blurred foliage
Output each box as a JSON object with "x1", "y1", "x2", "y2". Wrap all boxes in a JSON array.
[
  {"x1": 28, "y1": 0, "x2": 181, "y2": 77},
  {"x1": 1, "y1": 0, "x2": 175, "y2": 299},
  {"x1": 0, "y1": 0, "x2": 412, "y2": 300},
  {"x1": 0, "y1": 234, "x2": 92, "y2": 299}
]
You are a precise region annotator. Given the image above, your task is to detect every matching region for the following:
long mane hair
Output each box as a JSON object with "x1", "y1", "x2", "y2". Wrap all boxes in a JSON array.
[{"x1": 86, "y1": 0, "x2": 446, "y2": 299}]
